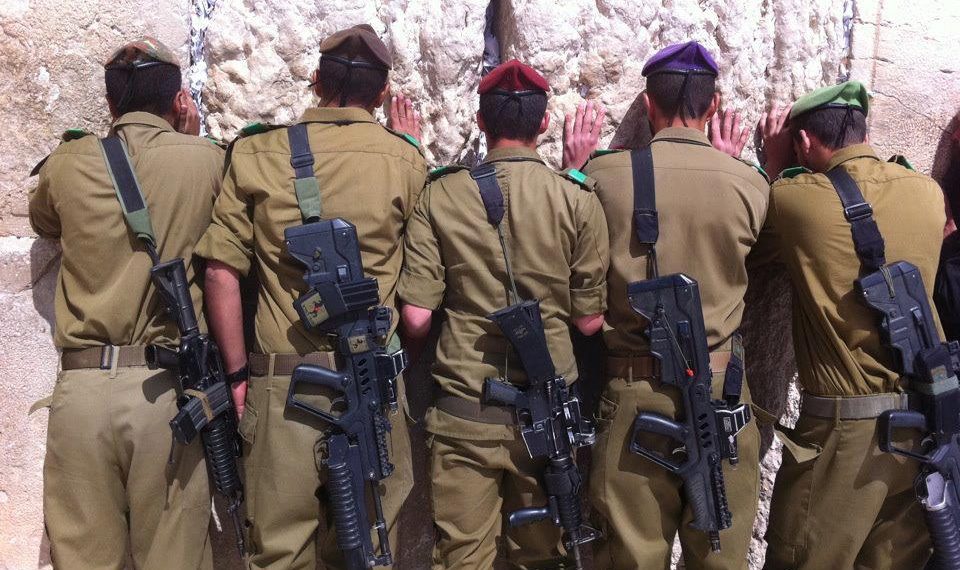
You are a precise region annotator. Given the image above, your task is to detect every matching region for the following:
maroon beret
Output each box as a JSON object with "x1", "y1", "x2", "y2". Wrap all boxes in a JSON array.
[{"x1": 478, "y1": 59, "x2": 549, "y2": 95}]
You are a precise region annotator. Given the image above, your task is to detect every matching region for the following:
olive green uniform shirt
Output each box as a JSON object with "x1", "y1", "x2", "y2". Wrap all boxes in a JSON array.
[
  {"x1": 583, "y1": 127, "x2": 770, "y2": 354},
  {"x1": 29, "y1": 112, "x2": 223, "y2": 350},
  {"x1": 399, "y1": 147, "x2": 610, "y2": 439},
  {"x1": 753, "y1": 144, "x2": 945, "y2": 396},
  {"x1": 195, "y1": 107, "x2": 428, "y2": 354}
]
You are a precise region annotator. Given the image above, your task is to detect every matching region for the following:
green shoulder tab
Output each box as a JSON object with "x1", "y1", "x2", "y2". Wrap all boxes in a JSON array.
[
  {"x1": 239, "y1": 122, "x2": 283, "y2": 138},
  {"x1": 778, "y1": 166, "x2": 812, "y2": 180},
  {"x1": 386, "y1": 127, "x2": 424, "y2": 155},
  {"x1": 428, "y1": 165, "x2": 468, "y2": 182},
  {"x1": 204, "y1": 136, "x2": 227, "y2": 149},
  {"x1": 888, "y1": 154, "x2": 915, "y2": 171},
  {"x1": 737, "y1": 158, "x2": 770, "y2": 183},
  {"x1": 563, "y1": 168, "x2": 597, "y2": 191},
  {"x1": 61, "y1": 128, "x2": 92, "y2": 142},
  {"x1": 590, "y1": 148, "x2": 627, "y2": 159}
]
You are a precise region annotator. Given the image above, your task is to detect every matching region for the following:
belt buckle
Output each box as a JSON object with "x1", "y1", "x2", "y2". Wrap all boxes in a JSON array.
[{"x1": 99, "y1": 345, "x2": 116, "y2": 370}]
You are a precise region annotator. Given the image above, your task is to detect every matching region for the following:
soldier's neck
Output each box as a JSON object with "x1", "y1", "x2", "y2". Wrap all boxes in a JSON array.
[
  {"x1": 486, "y1": 137, "x2": 538, "y2": 151},
  {"x1": 650, "y1": 116, "x2": 708, "y2": 136}
]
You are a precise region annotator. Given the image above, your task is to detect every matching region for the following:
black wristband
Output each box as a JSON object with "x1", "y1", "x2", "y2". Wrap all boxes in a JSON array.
[{"x1": 226, "y1": 364, "x2": 250, "y2": 385}]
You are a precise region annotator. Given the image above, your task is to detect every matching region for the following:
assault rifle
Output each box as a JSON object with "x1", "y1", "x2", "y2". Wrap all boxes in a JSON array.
[
  {"x1": 145, "y1": 258, "x2": 245, "y2": 556},
  {"x1": 283, "y1": 218, "x2": 405, "y2": 569},
  {"x1": 481, "y1": 299, "x2": 598, "y2": 570},
  {"x1": 627, "y1": 274, "x2": 750, "y2": 552},
  {"x1": 866, "y1": 261, "x2": 960, "y2": 570}
]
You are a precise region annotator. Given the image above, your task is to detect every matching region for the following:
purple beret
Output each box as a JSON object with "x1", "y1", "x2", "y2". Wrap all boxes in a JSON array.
[{"x1": 642, "y1": 41, "x2": 719, "y2": 77}]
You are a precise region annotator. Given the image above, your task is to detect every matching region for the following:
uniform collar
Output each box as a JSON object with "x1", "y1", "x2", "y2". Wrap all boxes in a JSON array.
[
  {"x1": 482, "y1": 146, "x2": 544, "y2": 164},
  {"x1": 651, "y1": 126, "x2": 711, "y2": 147},
  {"x1": 825, "y1": 143, "x2": 879, "y2": 171},
  {"x1": 111, "y1": 111, "x2": 175, "y2": 133},
  {"x1": 299, "y1": 106, "x2": 377, "y2": 124}
]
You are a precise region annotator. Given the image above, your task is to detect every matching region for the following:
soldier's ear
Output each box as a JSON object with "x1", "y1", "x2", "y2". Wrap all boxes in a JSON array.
[
  {"x1": 477, "y1": 111, "x2": 488, "y2": 135},
  {"x1": 642, "y1": 92, "x2": 657, "y2": 125},
  {"x1": 311, "y1": 69, "x2": 322, "y2": 98},
  {"x1": 374, "y1": 81, "x2": 390, "y2": 109},
  {"x1": 538, "y1": 112, "x2": 550, "y2": 135},
  {"x1": 706, "y1": 92, "x2": 721, "y2": 120}
]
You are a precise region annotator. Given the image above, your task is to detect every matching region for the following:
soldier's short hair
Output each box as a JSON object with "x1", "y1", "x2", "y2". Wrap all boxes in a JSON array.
[
  {"x1": 645, "y1": 73, "x2": 716, "y2": 121},
  {"x1": 316, "y1": 56, "x2": 389, "y2": 108},
  {"x1": 478, "y1": 92, "x2": 548, "y2": 141},
  {"x1": 792, "y1": 107, "x2": 868, "y2": 149},
  {"x1": 105, "y1": 64, "x2": 181, "y2": 116}
]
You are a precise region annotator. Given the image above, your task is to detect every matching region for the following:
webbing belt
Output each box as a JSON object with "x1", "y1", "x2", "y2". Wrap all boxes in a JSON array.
[
  {"x1": 287, "y1": 123, "x2": 322, "y2": 222},
  {"x1": 825, "y1": 166, "x2": 886, "y2": 272},
  {"x1": 98, "y1": 136, "x2": 156, "y2": 248}
]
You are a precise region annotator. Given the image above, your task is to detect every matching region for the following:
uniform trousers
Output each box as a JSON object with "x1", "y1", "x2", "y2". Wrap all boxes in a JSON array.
[
  {"x1": 763, "y1": 411, "x2": 932, "y2": 570},
  {"x1": 43, "y1": 366, "x2": 213, "y2": 570},
  {"x1": 240, "y1": 372, "x2": 413, "y2": 569},
  {"x1": 429, "y1": 427, "x2": 572, "y2": 570},
  {"x1": 589, "y1": 368, "x2": 761, "y2": 570}
]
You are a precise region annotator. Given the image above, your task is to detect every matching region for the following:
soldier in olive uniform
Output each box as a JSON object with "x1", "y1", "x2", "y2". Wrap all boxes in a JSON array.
[
  {"x1": 30, "y1": 38, "x2": 222, "y2": 569},
  {"x1": 755, "y1": 81, "x2": 944, "y2": 569},
  {"x1": 563, "y1": 42, "x2": 768, "y2": 570},
  {"x1": 399, "y1": 59, "x2": 610, "y2": 569},
  {"x1": 196, "y1": 25, "x2": 425, "y2": 569}
]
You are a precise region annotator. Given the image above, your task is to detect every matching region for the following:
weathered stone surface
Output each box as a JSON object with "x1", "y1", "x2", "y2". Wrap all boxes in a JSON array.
[{"x1": 0, "y1": 1, "x2": 192, "y2": 238}]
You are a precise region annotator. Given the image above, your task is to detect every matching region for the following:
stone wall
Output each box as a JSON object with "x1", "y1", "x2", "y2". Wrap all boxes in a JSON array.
[{"x1": 1, "y1": 1, "x2": 958, "y2": 568}]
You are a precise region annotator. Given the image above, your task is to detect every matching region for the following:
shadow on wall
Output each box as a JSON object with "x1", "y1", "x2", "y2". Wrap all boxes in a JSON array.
[{"x1": 29, "y1": 237, "x2": 60, "y2": 331}]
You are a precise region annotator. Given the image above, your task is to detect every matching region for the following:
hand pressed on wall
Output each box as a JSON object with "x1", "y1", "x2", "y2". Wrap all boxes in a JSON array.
[
  {"x1": 388, "y1": 94, "x2": 422, "y2": 142},
  {"x1": 759, "y1": 104, "x2": 794, "y2": 177},
  {"x1": 562, "y1": 100, "x2": 606, "y2": 170},
  {"x1": 709, "y1": 109, "x2": 750, "y2": 158}
]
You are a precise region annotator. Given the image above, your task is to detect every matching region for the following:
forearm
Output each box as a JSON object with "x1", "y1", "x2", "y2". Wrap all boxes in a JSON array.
[
  {"x1": 204, "y1": 261, "x2": 247, "y2": 374},
  {"x1": 401, "y1": 303, "x2": 433, "y2": 365}
]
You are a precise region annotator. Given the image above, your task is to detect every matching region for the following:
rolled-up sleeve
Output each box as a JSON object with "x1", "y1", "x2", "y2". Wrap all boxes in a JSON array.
[
  {"x1": 398, "y1": 184, "x2": 445, "y2": 309},
  {"x1": 569, "y1": 191, "x2": 609, "y2": 317},
  {"x1": 195, "y1": 158, "x2": 253, "y2": 275}
]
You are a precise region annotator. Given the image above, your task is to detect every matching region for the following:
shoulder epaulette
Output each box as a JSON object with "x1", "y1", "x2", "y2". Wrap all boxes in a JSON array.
[
  {"x1": 777, "y1": 166, "x2": 812, "y2": 181},
  {"x1": 736, "y1": 158, "x2": 770, "y2": 183},
  {"x1": 204, "y1": 136, "x2": 227, "y2": 150},
  {"x1": 385, "y1": 127, "x2": 425, "y2": 156},
  {"x1": 239, "y1": 122, "x2": 284, "y2": 138},
  {"x1": 31, "y1": 129, "x2": 94, "y2": 176},
  {"x1": 428, "y1": 165, "x2": 468, "y2": 182},
  {"x1": 888, "y1": 154, "x2": 915, "y2": 171},
  {"x1": 562, "y1": 168, "x2": 597, "y2": 191},
  {"x1": 61, "y1": 128, "x2": 92, "y2": 142},
  {"x1": 590, "y1": 148, "x2": 627, "y2": 159}
]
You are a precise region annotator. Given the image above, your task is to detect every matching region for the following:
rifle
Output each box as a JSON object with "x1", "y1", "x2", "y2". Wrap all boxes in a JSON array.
[
  {"x1": 864, "y1": 261, "x2": 960, "y2": 570},
  {"x1": 283, "y1": 218, "x2": 404, "y2": 569},
  {"x1": 481, "y1": 299, "x2": 598, "y2": 570},
  {"x1": 145, "y1": 258, "x2": 245, "y2": 556},
  {"x1": 626, "y1": 273, "x2": 751, "y2": 552}
]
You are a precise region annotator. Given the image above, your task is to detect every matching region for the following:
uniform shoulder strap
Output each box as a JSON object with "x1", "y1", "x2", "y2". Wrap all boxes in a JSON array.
[
  {"x1": 825, "y1": 166, "x2": 886, "y2": 272},
  {"x1": 888, "y1": 154, "x2": 915, "y2": 171},
  {"x1": 777, "y1": 166, "x2": 812, "y2": 180},
  {"x1": 428, "y1": 165, "x2": 468, "y2": 182},
  {"x1": 590, "y1": 148, "x2": 627, "y2": 159},
  {"x1": 562, "y1": 168, "x2": 596, "y2": 191},
  {"x1": 287, "y1": 123, "x2": 322, "y2": 223},
  {"x1": 385, "y1": 127, "x2": 424, "y2": 155},
  {"x1": 631, "y1": 147, "x2": 658, "y2": 246},
  {"x1": 30, "y1": 129, "x2": 96, "y2": 176},
  {"x1": 736, "y1": 158, "x2": 770, "y2": 183},
  {"x1": 98, "y1": 136, "x2": 157, "y2": 248}
]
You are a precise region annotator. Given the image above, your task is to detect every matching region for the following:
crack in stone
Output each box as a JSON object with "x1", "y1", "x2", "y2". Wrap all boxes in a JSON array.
[
  {"x1": 188, "y1": 0, "x2": 217, "y2": 135},
  {"x1": 871, "y1": 88, "x2": 951, "y2": 136}
]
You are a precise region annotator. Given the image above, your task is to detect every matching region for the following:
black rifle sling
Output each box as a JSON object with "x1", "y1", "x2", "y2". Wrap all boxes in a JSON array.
[
  {"x1": 631, "y1": 147, "x2": 658, "y2": 246},
  {"x1": 825, "y1": 166, "x2": 886, "y2": 273},
  {"x1": 287, "y1": 123, "x2": 322, "y2": 223},
  {"x1": 99, "y1": 136, "x2": 157, "y2": 248},
  {"x1": 630, "y1": 144, "x2": 742, "y2": 398},
  {"x1": 470, "y1": 163, "x2": 519, "y2": 302}
]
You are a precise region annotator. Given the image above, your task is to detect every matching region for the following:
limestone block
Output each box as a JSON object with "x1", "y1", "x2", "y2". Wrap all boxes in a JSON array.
[
  {"x1": 0, "y1": 237, "x2": 59, "y2": 569},
  {"x1": 202, "y1": 0, "x2": 490, "y2": 166},
  {"x1": 849, "y1": 0, "x2": 960, "y2": 177},
  {"x1": 0, "y1": 0, "x2": 192, "y2": 238}
]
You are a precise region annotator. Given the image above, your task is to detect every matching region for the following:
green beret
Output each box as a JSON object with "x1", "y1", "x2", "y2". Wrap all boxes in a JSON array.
[{"x1": 789, "y1": 80, "x2": 870, "y2": 120}]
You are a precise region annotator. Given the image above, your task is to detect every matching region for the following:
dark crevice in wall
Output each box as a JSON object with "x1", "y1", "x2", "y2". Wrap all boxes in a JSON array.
[{"x1": 189, "y1": 0, "x2": 218, "y2": 133}]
